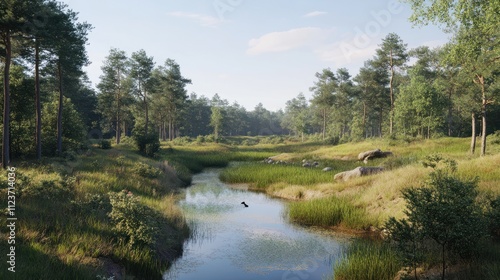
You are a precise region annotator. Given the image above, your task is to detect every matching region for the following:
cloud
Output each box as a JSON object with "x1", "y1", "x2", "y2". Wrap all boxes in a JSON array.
[
  {"x1": 315, "y1": 39, "x2": 378, "y2": 66},
  {"x1": 303, "y1": 11, "x2": 327, "y2": 18},
  {"x1": 247, "y1": 27, "x2": 327, "y2": 55},
  {"x1": 168, "y1": 11, "x2": 225, "y2": 27}
]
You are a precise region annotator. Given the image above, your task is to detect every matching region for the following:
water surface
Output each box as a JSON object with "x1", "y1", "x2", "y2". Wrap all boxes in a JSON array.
[{"x1": 164, "y1": 169, "x2": 348, "y2": 280}]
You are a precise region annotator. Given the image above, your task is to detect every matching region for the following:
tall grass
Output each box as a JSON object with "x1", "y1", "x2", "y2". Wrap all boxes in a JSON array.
[
  {"x1": 287, "y1": 196, "x2": 374, "y2": 230},
  {"x1": 0, "y1": 147, "x2": 190, "y2": 279},
  {"x1": 219, "y1": 163, "x2": 336, "y2": 188},
  {"x1": 333, "y1": 240, "x2": 402, "y2": 280}
]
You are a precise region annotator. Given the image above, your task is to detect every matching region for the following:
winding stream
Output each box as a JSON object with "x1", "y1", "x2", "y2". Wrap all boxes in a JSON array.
[{"x1": 164, "y1": 168, "x2": 349, "y2": 280}]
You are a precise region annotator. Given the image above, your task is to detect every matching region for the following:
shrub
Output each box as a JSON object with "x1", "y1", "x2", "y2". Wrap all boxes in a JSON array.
[
  {"x1": 108, "y1": 190, "x2": 159, "y2": 248},
  {"x1": 135, "y1": 134, "x2": 160, "y2": 157},
  {"x1": 488, "y1": 196, "x2": 500, "y2": 238},
  {"x1": 132, "y1": 162, "x2": 162, "y2": 178},
  {"x1": 385, "y1": 167, "x2": 487, "y2": 280},
  {"x1": 489, "y1": 130, "x2": 500, "y2": 145},
  {"x1": 100, "y1": 140, "x2": 112, "y2": 149}
]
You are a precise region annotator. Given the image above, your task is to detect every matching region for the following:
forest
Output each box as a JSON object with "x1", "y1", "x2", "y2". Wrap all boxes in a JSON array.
[{"x1": 1, "y1": 1, "x2": 499, "y2": 166}]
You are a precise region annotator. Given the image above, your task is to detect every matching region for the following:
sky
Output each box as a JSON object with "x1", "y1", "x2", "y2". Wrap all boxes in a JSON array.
[{"x1": 61, "y1": 0, "x2": 450, "y2": 111}]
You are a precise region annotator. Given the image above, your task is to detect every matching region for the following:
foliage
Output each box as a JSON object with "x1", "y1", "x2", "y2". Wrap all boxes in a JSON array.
[
  {"x1": 385, "y1": 164, "x2": 488, "y2": 279},
  {"x1": 135, "y1": 133, "x2": 160, "y2": 157},
  {"x1": 488, "y1": 196, "x2": 500, "y2": 238},
  {"x1": 100, "y1": 139, "x2": 112, "y2": 149},
  {"x1": 108, "y1": 190, "x2": 159, "y2": 248},
  {"x1": 132, "y1": 162, "x2": 161, "y2": 178}
]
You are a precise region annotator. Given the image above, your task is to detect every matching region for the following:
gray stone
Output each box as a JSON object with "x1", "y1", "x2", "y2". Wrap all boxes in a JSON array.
[{"x1": 334, "y1": 166, "x2": 385, "y2": 181}]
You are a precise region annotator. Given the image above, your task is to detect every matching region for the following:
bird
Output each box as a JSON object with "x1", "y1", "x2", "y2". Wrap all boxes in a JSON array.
[{"x1": 241, "y1": 201, "x2": 248, "y2": 207}]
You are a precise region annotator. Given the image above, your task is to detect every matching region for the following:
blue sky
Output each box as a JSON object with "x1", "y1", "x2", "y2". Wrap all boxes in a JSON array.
[{"x1": 62, "y1": 0, "x2": 450, "y2": 111}]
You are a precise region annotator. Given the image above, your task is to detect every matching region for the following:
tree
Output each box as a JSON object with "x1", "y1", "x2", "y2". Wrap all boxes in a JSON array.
[
  {"x1": 152, "y1": 59, "x2": 191, "y2": 141},
  {"x1": 0, "y1": 0, "x2": 37, "y2": 168},
  {"x1": 353, "y1": 60, "x2": 389, "y2": 138},
  {"x1": 282, "y1": 93, "x2": 309, "y2": 142},
  {"x1": 372, "y1": 33, "x2": 408, "y2": 135},
  {"x1": 97, "y1": 48, "x2": 131, "y2": 144},
  {"x1": 44, "y1": 3, "x2": 91, "y2": 154},
  {"x1": 386, "y1": 158, "x2": 487, "y2": 280},
  {"x1": 310, "y1": 68, "x2": 336, "y2": 140},
  {"x1": 130, "y1": 49, "x2": 154, "y2": 135},
  {"x1": 210, "y1": 105, "x2": 223, "y2": 141},
  {"x1": 403, "y1": 0, "x2": 500, "y2": 156}
]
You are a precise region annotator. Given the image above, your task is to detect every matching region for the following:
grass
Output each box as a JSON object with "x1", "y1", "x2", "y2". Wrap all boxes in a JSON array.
[
  {"x1": 287, "y1": 195, "x2": 375, "y2": 230},
  {"x1": 333, "y1": 240, "x2": 402, "y2": 280},
  {"x1": 0, "y1": 146, "x2": 190, "y2": 280}
]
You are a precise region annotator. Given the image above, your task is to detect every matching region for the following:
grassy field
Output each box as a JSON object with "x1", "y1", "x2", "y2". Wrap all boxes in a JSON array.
[
  {"x1": 0, "y1": 145, "x2": 190, "y2": 280},
  {"x1": 1, "y1": 136, "x2": 498, "y2": 279}
]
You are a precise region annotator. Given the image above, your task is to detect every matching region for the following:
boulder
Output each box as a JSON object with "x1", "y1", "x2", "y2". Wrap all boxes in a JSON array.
[
  {"x1": 334, "y1": 166, "x2": 385, "y2": 181},
  {"x1": 358, "y1": 149, "x2": 393, "y2": 162}
]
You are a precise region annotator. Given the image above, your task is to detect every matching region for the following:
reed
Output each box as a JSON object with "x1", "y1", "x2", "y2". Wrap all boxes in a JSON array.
[{"x1": 333, "y1": 240, "x2": 402, "y2": 280}]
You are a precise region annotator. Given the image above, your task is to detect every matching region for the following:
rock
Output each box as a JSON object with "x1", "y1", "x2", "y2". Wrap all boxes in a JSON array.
[
  {"x1": 322, "y1": 167, "x2": 333, "y2": 172},
  {"x1": 334, "y1": 166, "x2": 385, "y2": 181},
  {"x1": 302, "y1": 162, "x2": 311, "y2": 167},
  {"x1": 358, "y1": 149, "x2": 393, "y2": 162},
  {"x1": 313, "y1": 161, "x2": 319, "y2": 167}
]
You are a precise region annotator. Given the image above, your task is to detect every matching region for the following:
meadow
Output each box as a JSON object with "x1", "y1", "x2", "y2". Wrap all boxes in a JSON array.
[{"x1": 0, "y1": 136, "x2": 499, "y2": 279}]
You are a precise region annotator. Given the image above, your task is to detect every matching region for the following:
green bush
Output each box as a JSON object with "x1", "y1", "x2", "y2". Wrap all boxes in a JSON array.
[
  {"x1": 132, "y1": 162, "x2": 162, "y2": 178},
  {"x1": 488, "y1": 196, "x2": 500, "y2": 238},
  {"x1": 100, "y1": 140, "x2": 112, "y2": 149},
  {"x1": 490, "y1": 131, "x2": 500, "y2": 145},
  {"x1": 135, "y1": 133, "x2": 160, "y2": 157},
  {"x1": 108, "y1": 190, "x2": 159, "y2": 248}
]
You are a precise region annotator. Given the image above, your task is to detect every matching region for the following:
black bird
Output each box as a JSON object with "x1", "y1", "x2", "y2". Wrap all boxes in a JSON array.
[{"x1": 241, "y1": 201, "x2": 249, "y2": 207}]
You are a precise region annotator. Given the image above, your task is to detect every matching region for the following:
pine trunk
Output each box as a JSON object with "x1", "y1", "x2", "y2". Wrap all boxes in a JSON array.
[
  {"x1": 56, "y1": 61, "x2": 63, "y2": 155},
  {"x1": 35, "y1": 41, "x2": 42, "y2": 160},
  {"x1": 470, "y1": 113, "x2": 476, "y2": 154},
  {"x1": 2, "y1": 31, "x2": 11, "y2": 169}
]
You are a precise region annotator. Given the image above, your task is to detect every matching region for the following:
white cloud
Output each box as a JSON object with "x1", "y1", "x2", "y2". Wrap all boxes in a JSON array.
[
  {"x1": 315, "y1": 39, "x2": 378, "y2": 66},
  {"x1": 168, "y1": 11, "x2": 225, "y2": 27},
  {"x1": 247, "y1": 27, "x2": 327, "y2": 55},
  {"x1": 303, "y1": 11, "x2": 327, "y2": 18}
]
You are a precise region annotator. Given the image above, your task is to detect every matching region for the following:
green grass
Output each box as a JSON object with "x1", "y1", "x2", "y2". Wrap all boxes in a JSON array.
[
  {"x1": 0, "y1": 147, "x2": 190, "y2": 279},
  {"x1": 219, "y1": 162, "x2": 338, "y2": 189},
  {"x1": 333, "y1": 240, "x2": 402, "y2": 280},
  {"x1": 287, "y1": 195, "x2": 375, "y2": 230}
]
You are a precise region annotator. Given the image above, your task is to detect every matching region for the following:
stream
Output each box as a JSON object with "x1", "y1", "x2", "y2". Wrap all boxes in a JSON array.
[{"x1": 163, "y1": 168, "x2": 349, "y2": 280}]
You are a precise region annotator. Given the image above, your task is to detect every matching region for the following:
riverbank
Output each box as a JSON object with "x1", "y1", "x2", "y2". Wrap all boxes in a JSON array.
[{"x1": 0, "y1": 144, "x2": 190, "y2": 280}]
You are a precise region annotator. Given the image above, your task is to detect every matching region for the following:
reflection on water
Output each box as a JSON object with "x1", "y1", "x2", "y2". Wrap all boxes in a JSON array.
[{"x1": 164, "y1": 169, "x2": 348, "y2": 280}]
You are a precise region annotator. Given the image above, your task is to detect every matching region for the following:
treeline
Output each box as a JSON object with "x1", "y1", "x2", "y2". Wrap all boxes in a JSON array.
[
  {"x1": 1, "y1": 0, "x2": 499, "y2": 167},
  {"x1": 96, "y1": 49, "x2": 286, "y2": 144}
]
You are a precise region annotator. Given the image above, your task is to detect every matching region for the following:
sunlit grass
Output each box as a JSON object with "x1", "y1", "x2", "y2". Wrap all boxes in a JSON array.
[
  {"x1": 287, "y1": 195, "x2": 375, "y2": 230},
  {"x1": 333, "y1": 240, "x2": 402, "y2": 280}
]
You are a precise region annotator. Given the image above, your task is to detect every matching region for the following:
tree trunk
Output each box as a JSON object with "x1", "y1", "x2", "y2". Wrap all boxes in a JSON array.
[
  {"x1": 322, "y1": 108, "x2": 326, "y2": 140},
  {"x1": 479, "y1": 75, "x2": 487, "y2": 157},
  {"x1": 144, "y1": 95, "x2": 149, "y2": 135},
  {"x1": 35, "y1": 40, "x2": 42, "y2": 160},
  {"x1": 56, "y1": 61, "x2": 63, "y2": 155},
  {"x1": 447, "y1": 88, "x2": 453, "y2": 136},
  {"x1": 362, "y1": 101, "x2": 367, "y2": 138},
  {"x1": 470, "y1": 113, "x2": 476, "y2": 154},
  {"x1": 116, "y1": 84, "x2": 121, "y2": 144},
  {"x1": 2, "y1": 31, "x2": 11, "y2": 169},
  {"x1": 389, "y1": 49, "x2": 394, "y2": 135},
  {"x1": 441, "y1": 243, "x2": 446, "y2": 280}
]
